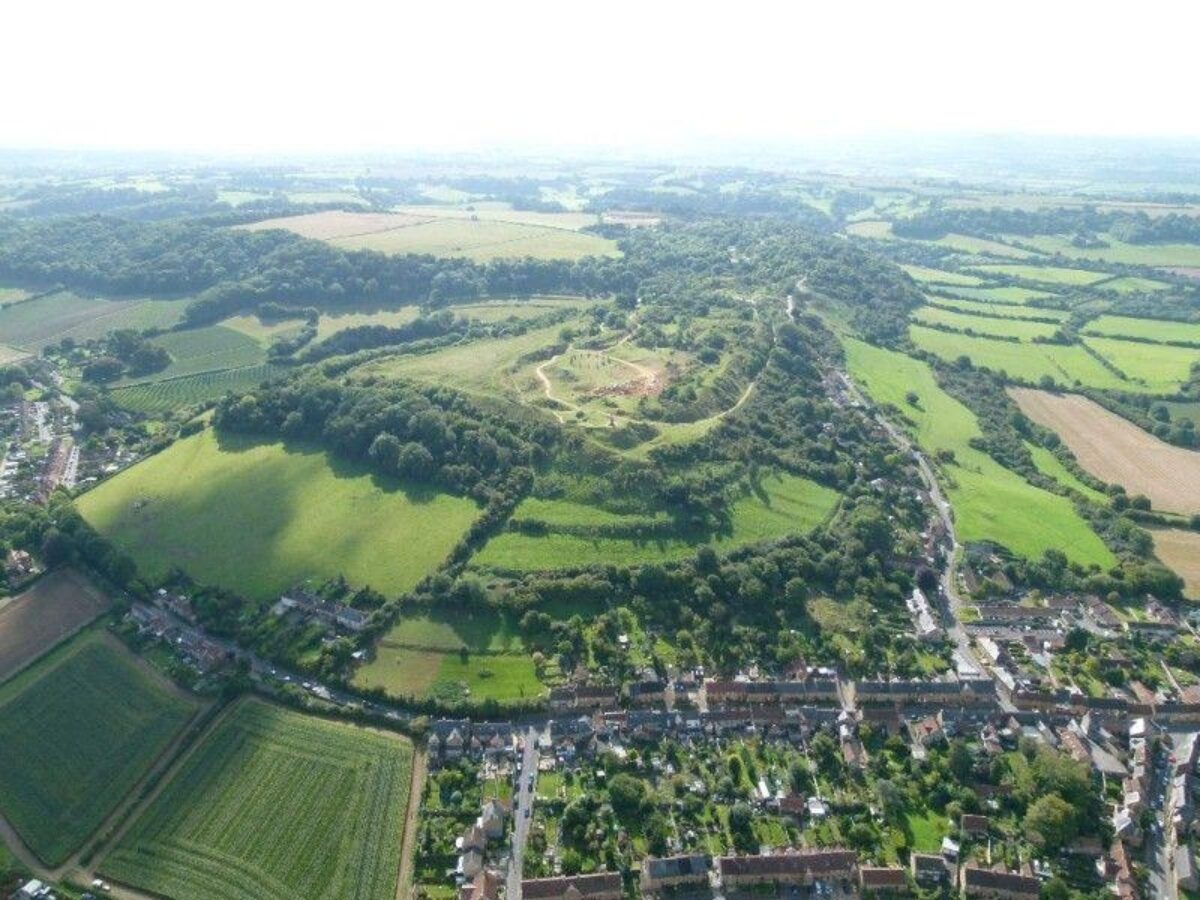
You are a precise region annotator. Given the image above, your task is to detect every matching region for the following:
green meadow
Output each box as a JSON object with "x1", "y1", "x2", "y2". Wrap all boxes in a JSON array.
[
  {"x1": 0, "y1": 290, "x2": 188, "y2": 350},
  {"x1": 843, "y1": 338, "x2": 1114, "y2": 567},
  {"x1": 471, "y1": 473, "x2": 840, "y2": 572},
  {"x1": 900, "y1": 265, "x2": 984, "y2": 286},
  {"x1": 1026, "y1": 443, "x2": 1107, "y2": 503},
  {"x1": 1082, "y1": 336, "x2": 1200, "y2": 393},
  {"x1": 1014, "y1": 234, "x2": 1200, "y2": 268},
  {"x1": 911, "y1": 306, "x2": 1060, "y2": 340},
  {"x1": 1083, "y1": 315, "x2": 1200, "y2": 345},
  {"x1": 929, "y1": 297, "x2": 1069, "y2": 321},
  {"x1": 909, "y1": 325, "x2": 1130, "y2": 391},
  {"x1": 937, "y1": 285, "x2": 1059, "y2": 305},
  {"x1": 969, "y1": 263, "x2": 1108, "y2": 286},
  {"x1": 76, "y1": 427, "x2": 479, "y2": 601}
]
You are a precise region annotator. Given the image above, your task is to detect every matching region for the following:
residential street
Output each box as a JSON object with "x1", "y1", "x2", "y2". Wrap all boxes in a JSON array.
[{"x1": 506, "y1": 726, "x2": 541, "y2": 900}]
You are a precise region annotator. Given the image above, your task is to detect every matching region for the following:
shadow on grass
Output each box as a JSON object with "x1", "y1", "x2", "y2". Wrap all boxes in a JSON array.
[{"x1": 211, "y1": 428, "x2": 451, "y2": 506}]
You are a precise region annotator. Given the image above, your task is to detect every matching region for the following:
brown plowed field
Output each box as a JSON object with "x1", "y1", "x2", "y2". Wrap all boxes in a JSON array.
[
  {"x1": 1151, "y1": 529, "x2": 1200, "y2": 599},
  {"x1": 0, "y1": 568, "x2": 110, "y2": 681},
  {"x1": 1009, "y1": 387, "x2": 1200, "y2": 515}
]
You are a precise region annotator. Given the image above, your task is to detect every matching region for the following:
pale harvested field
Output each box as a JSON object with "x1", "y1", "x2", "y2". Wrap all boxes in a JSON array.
[
  {"x1": 1010, "y1": 387, "x2": 1200, "y2": 514},
  {"x1": 236, "y1": 210, "x2": 436, "y2": 241},
  {"x1": 0, "y1": 568, "x2": 111, "y2": 681},
  {"x1": 1151, "y1": 529, "x2": 1200, "y2": 599}
]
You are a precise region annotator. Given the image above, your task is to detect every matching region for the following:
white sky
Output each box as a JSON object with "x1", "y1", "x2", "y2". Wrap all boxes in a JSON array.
[{"x1": 3, "y1": 0, "x2": 1199, "y2": 155}]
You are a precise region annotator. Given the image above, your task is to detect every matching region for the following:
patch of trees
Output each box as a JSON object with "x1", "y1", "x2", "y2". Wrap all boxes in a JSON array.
[
  {"x1": 895, "y1": 204, "x2": 1200, "y2": 247},
  {"x1": 213, "y1": 373, "x2": 558, "y2": 500},
  {"x1": 79, "y1": 329, "x2": 171, "y2": 382},
  {"x1": 0, "y1": 215, "x2": 634, "y2": 324}
]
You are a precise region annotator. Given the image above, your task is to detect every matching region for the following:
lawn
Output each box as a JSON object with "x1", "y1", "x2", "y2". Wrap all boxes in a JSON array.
[
  {"x1": 377, "y1": 608, "x2": 525, "y2": 654},
  {"x1": 353, "y1": 645, "x2": 544, "y2": 703},
  {"x1": 904, "y1": 809, "x2": 951, "y2": 853},
  {"x1": 1082, "y1": 315, "x2": 1200, "y2": 345},
  {"x1": 471, "y1": 473, "x2": 839, "y2": 572},
  {"x1": 0, "y1": 291, "x2": 189, "y2": 350},
  {"x1": 937, "y1": 285, "x2": 1059, "y2": 305},
  {"x1": 76, "y1": 427, "x2": 479, "y2": 601},
  {"x1": 1082, "y1": 336, "x2": 1200, "y2": 393},
  {"x1": 909, "y1": 325, "x2": 1132, "y2": 391},
  {"x1": 969, "y1": 263, "x2": 1109, "y2": 286},
  {"x1": 101, "y1": 698, "x2": 413, "y2": 900},
  {"x1": 0, "y1": 630, "x2": 200, "y2": 866},
  {"x1": 911, "y1": 306, "x2": 1060, "y2": 340},
  {"x1": 899, "y1": 265, "x2": 983, "y2": 286},
  {"x1": 843, "y1": 338, "x2": 1114, "y2": 567},
  {"x1": 109, "y1": 363, "x2": 287, "y2": 413},
  {"x1": 929, "y1": 297, "x2": 1069, "y2": 321}
]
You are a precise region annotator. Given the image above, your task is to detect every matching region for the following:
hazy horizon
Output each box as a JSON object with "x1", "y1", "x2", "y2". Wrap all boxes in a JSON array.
[{"x1": 6, "y1": 0, "x2": 1200, "y2": 156}]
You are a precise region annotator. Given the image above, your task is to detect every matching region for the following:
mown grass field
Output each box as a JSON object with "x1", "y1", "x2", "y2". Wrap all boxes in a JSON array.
[
  {"x1": 844, "y1": 338, "x2": 1114, "y2": 567},
  {"x1": 1150, "y1": 529, "x2": 1200, "y2": 600},
  {"x1": 102, "y1": 698, "x2": 413, "y2": 900},
  {"x1": 76, "y1": 428, "x2": 479, "y2": 601},
  {"x1": 121, "y1": 326, "x2": 266, "y2": 384},
  {"x1": 377, "y1": 608, "x2": 525, "y2": 654},
  {"x1": 900, "y1": 265, "x2": 983, "y2": 286},
  {"x1": 0, "y1": 291, "x2": 188, "y2": 350},
  {"x1": 929, "y1": 297, "x2": 1069, "y2": 321},
  {"x1": 0, "y1": 630, "x2": 200, "y2": 866},
  {"x1": 353, "y1": 646, "x2": 544, "y2": 703},
  {"x1": 471, "y1": 473, "x2": 839, "y2": 572},
  {"x1": 314, "y1": 305, "x2": 421, "y2": 342},
  {"x1": 937, "y1": 285, "x2": 1058, "y2": 305},
  {"x1": 1082, "y1": 315, "x2": 1200, "y2": 345},
  {"x1": 110, "y1": 363, "x2": 286, "y2": 413},
  {"x1": 0, "y1": 568, "x2": 110, "y2": 681},
  {"x1": 449, "y1": 296, "x2": 585, "y2": 323},
  {"x1": 1013, "y1": 233, "x2": 1200, "y2": 268},
  {"x1": 969, "y1": 263, "x2": 1109, "y2": 286},
  {"x1": 911, "y1": 306, "x2": 1060, "y2": 340},
  {"x1": 909, "y1": 325, "x2": 1131, "y2": 391},
  {"x1": 1082, "y1": 336, "x2": 1200, "y2": 393},
  {"x1": 931, "y1": 234, "x2": 1034, "y2": 258},
  {"x1": 221, "y1": 314, "x2": 306, "y2": 344}
]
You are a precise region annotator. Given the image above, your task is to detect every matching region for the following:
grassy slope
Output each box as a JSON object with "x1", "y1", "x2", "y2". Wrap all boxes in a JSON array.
[
  {"x1": 1026, "y1": 444, "x2": 1108, "y2": 503},
  {"x1": 102, "y1": 698, "x2": 412, "y2": 900},
  {"x1": 1083, "y1": 315, "x2": 1200, "y2": 345},
  {"x1": 911, "y1": 306, "x2": 1059, "y2": 340},
  {"x1": 0, "y1": 631, "x2": 199, "y2": 866},
  {"x1": 1082, "y1": 336, "x2": 1200, "y2": 393},
  {"x1": 843, "y1": 338, "x2": 1114, "y2": 567},
  {"x1": 969, "y1": 263, "x2": 1109, "y2": 286},
  {"x1": 909, "y1": 325, "x2": 1133, "y2": 391},
  {"x1": 76, "y1": 428, "x2": 478, "y2": 601},
  {"x1": 471, "y1": 473, "x2": 839, "y2": 571}
]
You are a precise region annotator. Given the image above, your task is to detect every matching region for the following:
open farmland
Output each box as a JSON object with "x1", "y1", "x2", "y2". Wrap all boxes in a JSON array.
[
  {"x1": 844, "y1": 339, "x2": 1114, "y2": 567},
  {"x1": 969, "y1": 263, "x2": 1109, "y2": 286},
  {"x1": 909, "y1": 325, "x2": 1131, "y2": 391},
  {"x1": 238, "y1": 209, "x2": 619, "y2": 262},
  {"x1": 0, "y1": 568, "x2": 110, "y2": 681},
  {"x1": 1082, "y1": 315, "x2": 1200, "y2": 345},
  {"x1": 0, "y1": 343, "x2": 27, "y2": 364},
  {"x1": 930, "y1": 234, "x2": 1035, "y2": 258},
  {"x1": 102, "y1": 698, "x2": 413, "y2": 900},
  {"x1": 845, "y1": 220, "x2": 892, "y2": 238},
  {"x1": 1150, "y1": 530, "x2": 1200, "y2": 599},
  {"x1": 120, "y1": 325, "x2": 267, "y2": 384},
  {"x1": 900, "y1": 265, "x2": 984, "y2": 286},
  {"x1": 911, "y1": 306, "x2": 1060, "y2": 340},
  {"x1": 448, "y1": 296, "x2": 585, "y2": 323},
  {"x1": 1099, "y1": 276, "x2": 1172, "y2": 293},
  {"x1": 76, "y1": 427, "x2": 479, "y2": 601},
  {"x1": 110, "y1": 363, "x2": 286, "y2": 413},
  {"x1": 929, "y1": 297, "x2": 1070, "y2": 321},
  {"x1": 0, "y1": 286, "x2": 34, "y2": 305},
  {"x1": 1010, "y1": 388, "x2": 1200, "y2": 515},
  {"x1": 1082, "y1": 336, "x2": 1200, "y2": 393},
  {"x1": 471, "y1": 473, "x2": 840, "y2": 572},
  {"x1": 392, "y1": 202, "x2": 600, "y2": 231},
  {"x1": 0, "y1": 290, "x2": 188, "y2": 350},
  {"x1": 0, "y1": 630, "x2": 201, "y2": 866},
  {"x1": 1025, "y1": 444, "x2": 1107, "y2": 503},
  {"x1": 314, "y1": 304, "x2": 421, "y2": 342},
  {"x1": 936, "y1": 285, "x2": 1058, "y2": 305},
  {"x1": 1012, "y1": 234, "x2": 1200, "y2": 268}
]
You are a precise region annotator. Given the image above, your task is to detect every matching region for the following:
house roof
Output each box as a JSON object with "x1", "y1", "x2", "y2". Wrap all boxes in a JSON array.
[
  {"x1": 860, "y1": 866, "x2": 906, "y2": 888},
  {"x1": 962, "y1": 866, "x2": 1039, "y2": 896},
  {"x1": 522, "y1": 873, "x2": 622, "y2": 900},
  {"x1": 643, "y1": 854, "x2": 710, "y2": 880},
  {"x1": 718, "y1": 850, "x2": 856, "y2": 878}
]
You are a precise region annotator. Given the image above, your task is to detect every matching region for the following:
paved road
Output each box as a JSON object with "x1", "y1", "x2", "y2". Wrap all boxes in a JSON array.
[{"x1": 506, "y1": 726, "x2": 541, "y2": 900}]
